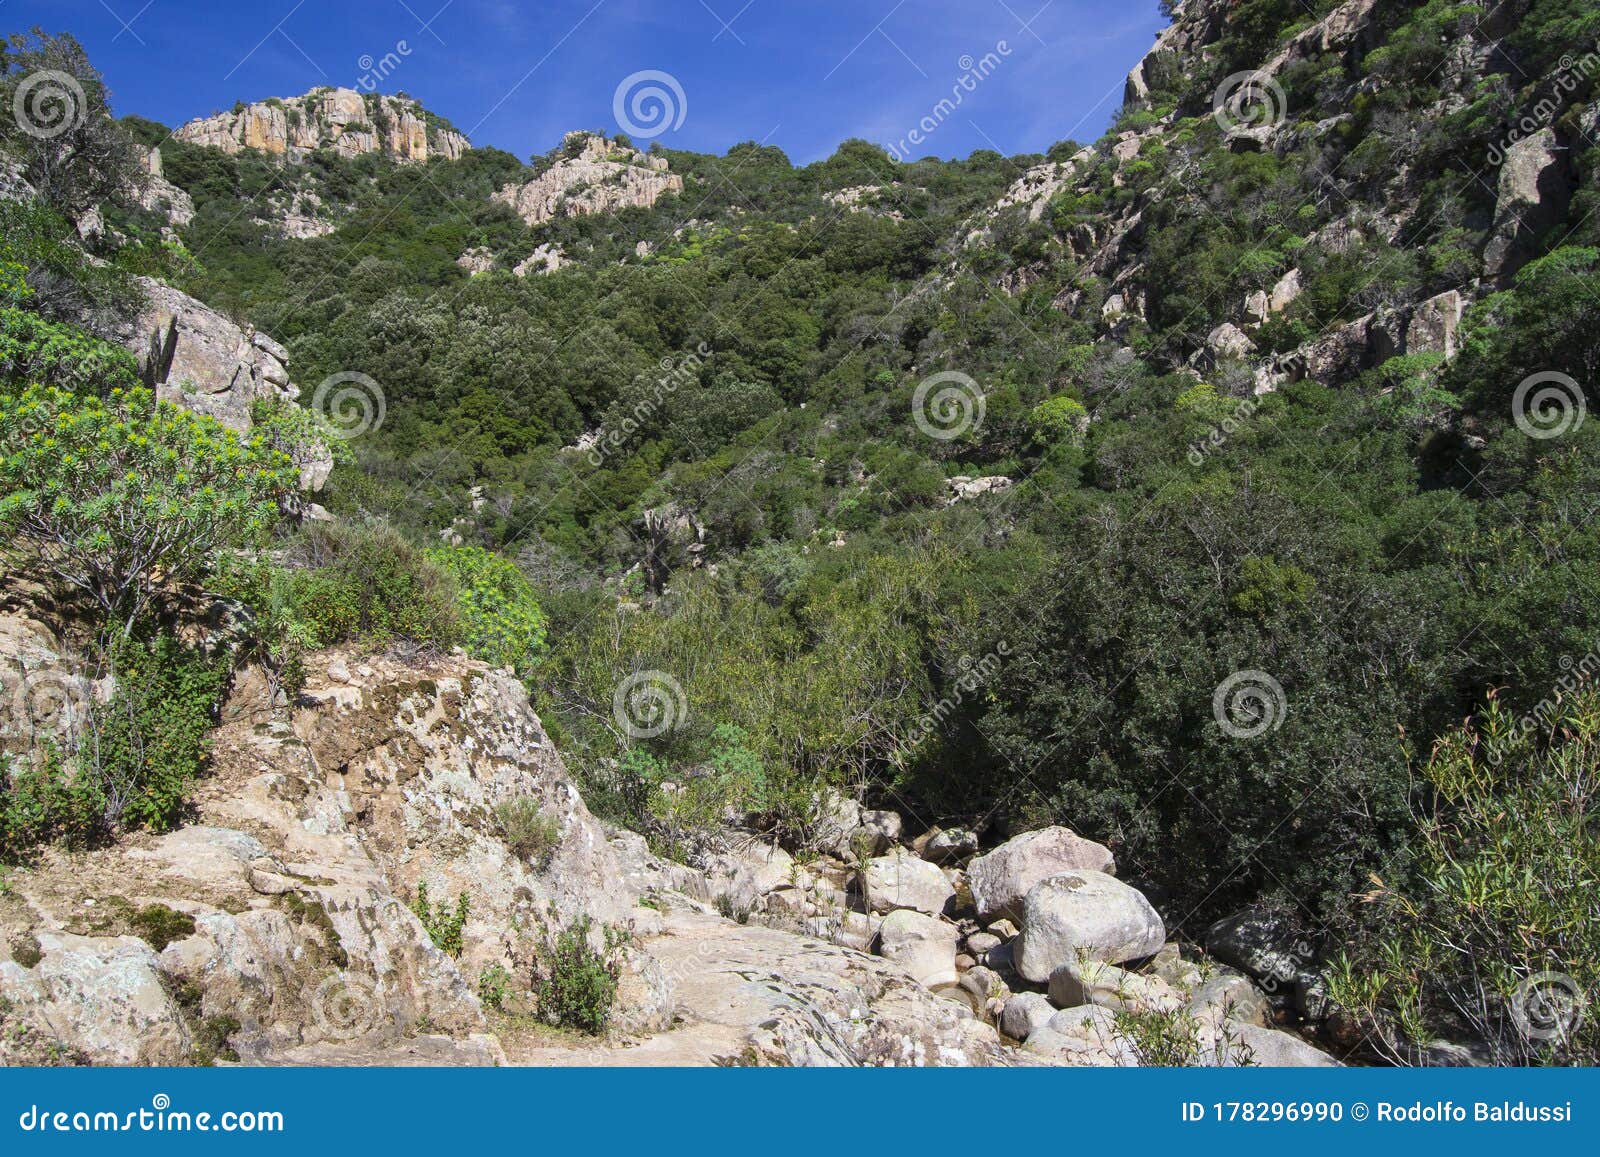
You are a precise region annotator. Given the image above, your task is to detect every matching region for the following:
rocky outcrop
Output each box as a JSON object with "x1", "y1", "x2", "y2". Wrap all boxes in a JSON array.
[
  {"x1": 1483, "y1": 128, "x2": 1575, "y2": 284},
  {"x1": 493, "y1": 133, "x2": 682, "y2": 228},
  {"x1": 175, "y1": 88, "x2": 469, "y2": 164},
  {"x1": 108, "y1": 278, "x2": 332, "y2": 490}
]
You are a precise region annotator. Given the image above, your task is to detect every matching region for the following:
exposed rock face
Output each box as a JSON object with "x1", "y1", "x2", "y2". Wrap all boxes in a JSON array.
[
  {"x1": 967, "y1": 827, "x2": 1116, "y2": 924},
  {"x1": 1013, "y1": 871, "x2": 1166, "y2": 982},
  {"x1": 493, "y1": 132, "x2": 682, "y2": 228},
  {"x1": 135, "y1": 148, "x2": 195, "y2": 232},
  {"x1": 175, "y1": 88, "x2": 469, "y2": 164},
  {"x1": 108, "y1": 278, "x2": 332, "y2": 490},
  {"x1": 1483, "y1": 128, "x2": 1574, "y2": 283}
]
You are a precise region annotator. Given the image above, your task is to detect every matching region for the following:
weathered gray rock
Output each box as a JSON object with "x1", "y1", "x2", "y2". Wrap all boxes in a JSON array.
[
  {"x1": 968, "y1": 827, "x2": 1116, "y2": 923},
  {"x1": 859, "y1": 849, "x2": 956, "y2": 916},
  {"x1": 1405, "y1": 289, "x2": 1464, "y2": 359},
  {"x1": 1047, "y1": 957, "x2": 1182, "y2": 1014},
  {"x1": 875, "y1": 909, "x2": 960, "y2": 989},
  {"x1": 1484, "y1": 129, "x2": 1574, "y2": 283},
  {"x1": 1204, "y1": 906, "x2": 1313, "y2": 998},
  {"x1": 1014, "y1": 871, "x2": 1166, "y2": 982},
  {"x1": 1188, "y1": 972, "x2": 1270, "y2": 1027},
  {"x1": 1000, "y1": 991, "x2": 1057, "y2": 1040},
  {"x1": 921, "y1": 827, "x2": 980, "y2": 864},
  {"x1": 494, "y1": 132, "x2": 681, "y2": 227}
]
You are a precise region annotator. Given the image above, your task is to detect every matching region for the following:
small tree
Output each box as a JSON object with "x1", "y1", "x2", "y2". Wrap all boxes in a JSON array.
[
  {"x1": 0, "y1": 385, "x2": 296, "y2": 634},
  {"x1": 0, "y1": 29, "x2": 141, "y2": 223},
  {"x1": 1328, "y1": 688, "x2": 1600, "y2": 1065}
]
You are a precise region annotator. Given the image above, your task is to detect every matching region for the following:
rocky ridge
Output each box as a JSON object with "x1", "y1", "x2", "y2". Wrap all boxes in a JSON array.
[
  {"x1": 174, "y1": 88, "x2": 469, "y2": 165},
  {"x1": 493, "y1": 132, "x2": 682, "y2": 230}
]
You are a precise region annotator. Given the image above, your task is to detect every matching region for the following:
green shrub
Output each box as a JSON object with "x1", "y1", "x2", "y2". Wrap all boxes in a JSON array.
[
  {"x1": 0, "y1": 386, "x2": 295, "y2": 634},
  {"x1": 1329, "y1": 687, "x2": 1600, "y2": 1065},
  {"x1": 274, "y1": 521, "x2": 461, "y2": 651},
  {"x1": 494, "y1": 797, "x2": 561, "y2": 867},
  {"x1": 410, "y1": 881, "x2": 470, "y2": 957},
  {"x1": 425, "y1": 545, "x2": 547, "y2": 677},
  {"x1": 477, "y1": 963, "x2": 513, "y2": 1011},
  {"x1": 535, "y1": 916, "x2": 619, "y2": 1035},
  {"x1": 80, "y1": 634, "x2": 230, "y2": 833},
  {"x1": 0, "y1": 307, "x2": 140, "y2": 393},
  {"x1": 0, "y1": 750, "x2": 102, "y2": 859}
]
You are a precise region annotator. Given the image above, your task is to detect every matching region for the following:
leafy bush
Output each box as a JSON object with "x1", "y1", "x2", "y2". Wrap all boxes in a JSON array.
[
  {"x1": 477, "y1": 963, "x2": 513, "y2": 1011},
  {"x1": 410, "y1": 881, "x2": 470, "y2": 958},
  {"x1": 0, "y1": 306, "x2": 140, "y2": 392},
  {"x1": 1328, "y1": 688, "x2": 1600, "y2": 1065},
  {"x1": 273, "y1": 521, "x2": 461, "y2": 651},
  {"x1": 0, "y1": 386, "x2": 295, "y2": 633},
  {"x1": 425, "y1": 545, "x2": 547, "y2": 676},
  {"x1": 0, "y1": 750, "x2": 101, "y2": 859},
  {"x1": 494, "y1": 797, "x2": 560, "y2": 867},
  {"x1": 535, "y1": 916, "x2": 619, "y2": 1034}
]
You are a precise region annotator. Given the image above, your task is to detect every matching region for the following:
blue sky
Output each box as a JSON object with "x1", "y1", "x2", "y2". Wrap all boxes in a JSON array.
[{"x1": 17, "y1": 0, "x2": 1167, "y2": 164}]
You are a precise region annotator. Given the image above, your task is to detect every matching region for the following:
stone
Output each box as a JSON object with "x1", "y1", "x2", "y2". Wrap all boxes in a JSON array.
[
  {"x1": 1244, "y1": 290, "x2": 1270, "y2": 326},
  {"x1": 1223, "y1": 1023, "x2": 1339, "y2": 1067},
  {"x1": 967, "y1": 827, "x2": 1116, "y2": 923},
  {"x1": 1269, "y1": 269, "x2": 1302, "y2": 313},
  {"x1": 921, "y1": 827, "x2": 979, "y2": 865},
  {"x1": 1048, "y1": 957, "x2": 1182, "y2": 1013},
  {"x1": 1014, "y1": 871, "x2": 1166, "y2": 982},
  {"x1": 966, "y1": 931, "x2": 1001, "y2": 957},
  {"x1": 1204, "y1": 906, "x2": 1314, "y2": 997},
  {"x1": 1026, "y1": 1005, "x2": 1139, "y2": 1066},
  {"x1": 1484, "y1": 129, "x2": 1574, "y2": 283},
  {"x1": 859, "y1": 849, "x2": 956, "y2": 916},
  {"x1": 1000, "y1": 991, "x2": 1056, "y2": 1040},
  {"x1": 875, "y1": 910, "x2": 958, "y2": 988},
  {"x1": 1188, "y1": 973, "x2": 1270, "y2": 1027},
  {"x1": 1405, "y1": 290, "x2": 1464, "y2": 359},
  {"x1": 1205, "y1": 322, "x2": 1256, "y2": 364},
  {"x1": 0, "y1": 934, "x2": 190, "y2": 1065}
]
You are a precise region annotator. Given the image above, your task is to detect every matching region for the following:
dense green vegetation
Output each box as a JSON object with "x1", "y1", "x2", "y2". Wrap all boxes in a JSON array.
[{"x1": 2, "y1": 3, "x2": 1599, "y2": 1065}]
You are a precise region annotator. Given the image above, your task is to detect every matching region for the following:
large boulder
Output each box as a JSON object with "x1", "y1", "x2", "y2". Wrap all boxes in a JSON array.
[
  {"x1": 968, "y1": 827, "x2": 1116, "y2": 923},
  {"x1": 1000, "y1": 991, "x2": 1057, "y2": 1040},
  {"x1": 1484, "y1": 128, "x2": 1575, "y2": 284},
  {"x1": 1014, "y1": 871, "x2": 1166, "y2": 982},
  {"x1": 1204, "y1": 906, "x2": 1314, "y2": 999},
  {"x1": 875, "y1": 909, "x2": 959, "y2": 989},
  {"x1": 858, "y1": 849, "x2": 956, "y2": 917}
]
